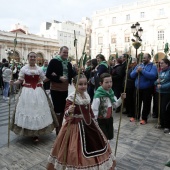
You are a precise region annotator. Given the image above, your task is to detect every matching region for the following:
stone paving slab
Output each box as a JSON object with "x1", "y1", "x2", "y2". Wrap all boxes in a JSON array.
[
  {"x1": 0, "y1": 87, "x2": 170, "y2": 170},
  {"x1": 0, "y1": 116, "x2": 169, "y2": 170}
]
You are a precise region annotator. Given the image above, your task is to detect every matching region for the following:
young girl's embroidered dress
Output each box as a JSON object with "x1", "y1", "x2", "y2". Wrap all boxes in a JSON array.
[
  {"x1": 11, "y1": 64, "x2": 58, "y2": 136},
  {"x1": 47, "y1": 91, "x2": 115, "y2": 170}
]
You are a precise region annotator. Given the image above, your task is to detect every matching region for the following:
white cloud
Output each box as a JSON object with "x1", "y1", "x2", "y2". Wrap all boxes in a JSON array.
[{"x1": 0, "y1": 0, "x2": 137, "y2": 33}]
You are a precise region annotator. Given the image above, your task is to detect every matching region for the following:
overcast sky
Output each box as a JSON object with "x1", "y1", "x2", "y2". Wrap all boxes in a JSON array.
[{"x1": 0, "y1": 0, "x2": 137, "y2": 34}]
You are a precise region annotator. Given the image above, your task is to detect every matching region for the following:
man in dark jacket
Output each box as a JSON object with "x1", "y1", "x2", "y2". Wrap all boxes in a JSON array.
[
  {"x1": 130, "y1": 53, "x2": 157, "y2": 124},
  {"x1": 46, "y1": 46, "x2": 75, "y2": 134}
]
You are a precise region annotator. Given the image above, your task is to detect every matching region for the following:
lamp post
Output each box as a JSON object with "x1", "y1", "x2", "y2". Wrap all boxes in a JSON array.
[
  {"x1": 131, "y1": 22, "x2": 143, "y2": 58},
  {"x1": 5, "y1": 48, "x2": 14, "y2": 62}
]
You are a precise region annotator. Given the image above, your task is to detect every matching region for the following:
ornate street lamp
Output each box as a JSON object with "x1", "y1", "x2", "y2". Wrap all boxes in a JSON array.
[
  {"x1": 5, "y1": 48, "x2": 14, "y2": 62},
  {"x1": 131, "y1": 22, "x2": 143, "y2": 58}
]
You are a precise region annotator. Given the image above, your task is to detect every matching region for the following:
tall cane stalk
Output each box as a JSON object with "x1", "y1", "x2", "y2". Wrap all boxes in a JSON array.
[
  {"x1": 156, "y1": 62, "x2": 161, "y2": 128},
  {"x1": 114, "y1": 57, "x2": 131, "y2": 156},
  {"x1": 74, "y1": 30, "x2": 78, "y2": 65},
  {"x1": 157, "y1": 89, "x2": 161, "y2": 127},
  {"x1": 135, "y1": 53, "x2": 142, "y2": 124},
  {"x1": 62, "y1": 36, "x2": 87, "y2": 170},
  {"x1": 8, "y1": 32, "x2": 17, "y2": 147}
]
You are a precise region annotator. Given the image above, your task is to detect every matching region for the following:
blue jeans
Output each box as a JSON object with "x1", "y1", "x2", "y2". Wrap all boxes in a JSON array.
[{"x1": 3, "y1": 82, "x2": 10, "y2": 97}]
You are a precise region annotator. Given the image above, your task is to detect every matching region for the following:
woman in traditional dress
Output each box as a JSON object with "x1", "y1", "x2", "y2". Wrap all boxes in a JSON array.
[
  {"x1": 47, "y1": 74, "x2": 116, "y2": 170},
  {"x1": 10, "y1": 52, "x2": 58, "y2": 142}
]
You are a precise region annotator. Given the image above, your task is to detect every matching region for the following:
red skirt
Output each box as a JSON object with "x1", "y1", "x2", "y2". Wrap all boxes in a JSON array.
[{"x1": 47, "y1": 118, "x2": 115, "y2": 170}]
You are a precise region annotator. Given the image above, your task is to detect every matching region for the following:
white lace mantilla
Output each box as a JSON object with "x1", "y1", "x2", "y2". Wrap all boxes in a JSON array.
[
  {"x1": 66, "y1": 91, "x2": 90, "y2": 105},
  {"x1": 48, "y1": 153, "x2": 115, "y2": 170}
]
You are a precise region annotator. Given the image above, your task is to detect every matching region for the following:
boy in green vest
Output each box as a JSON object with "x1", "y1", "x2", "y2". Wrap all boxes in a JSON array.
[{"x1": 92, "y1": 73, "x2": 126, "y2": 141}]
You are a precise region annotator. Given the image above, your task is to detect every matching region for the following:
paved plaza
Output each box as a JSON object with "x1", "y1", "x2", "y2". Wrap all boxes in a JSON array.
[{"x1": 0, "y1": 86, "x2": 170, "y2": 170}]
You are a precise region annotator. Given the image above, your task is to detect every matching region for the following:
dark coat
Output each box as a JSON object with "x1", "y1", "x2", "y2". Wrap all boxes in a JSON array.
[
  {"x1": 125, "y1": 67, "x2": 135, "y2": 89},
  {"x1": 111, "y1": 64, "x2": 125, "y2": 87},
  {"x1": 94, "y1": 65, "x2": 108, "y2": 89},
  {"x1": 46, "y1": 58, "x2": 75, "y2": 84}
]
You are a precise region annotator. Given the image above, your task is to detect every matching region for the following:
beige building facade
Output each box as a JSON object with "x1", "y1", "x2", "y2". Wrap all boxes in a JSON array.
[
  {"x1": 91, "y1": 0, "x2": 170, "y2": 59},
  {"x1": 0, "y1": 30, "x2": 59, "y2": 65}
]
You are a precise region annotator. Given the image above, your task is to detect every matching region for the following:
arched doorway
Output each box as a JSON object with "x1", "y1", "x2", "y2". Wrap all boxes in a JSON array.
[
  {"x1": 8, "y1": 51, "x2": 20, "y2": 62},
  {"x1": 36, "y1": 53, "x2": 44, "y2": 66}
]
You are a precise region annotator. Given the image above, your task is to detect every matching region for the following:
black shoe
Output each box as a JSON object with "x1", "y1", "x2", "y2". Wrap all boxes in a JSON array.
[{"x1": 127, "y1": 114, "x2": 132, "y2": 117}]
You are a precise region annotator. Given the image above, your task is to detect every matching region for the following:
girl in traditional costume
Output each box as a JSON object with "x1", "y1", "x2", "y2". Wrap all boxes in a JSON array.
[
  {"x1": 47, "y1": 74, "x2": 116, "y2": 170},
  {"x1": 10, "y1": 52, "x2": 58, "y2": 142}
]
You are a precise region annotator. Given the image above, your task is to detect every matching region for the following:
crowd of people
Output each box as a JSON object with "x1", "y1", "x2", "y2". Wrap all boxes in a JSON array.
[
  {"x1": 0, "y1": 58, "x2": 23, "y2": 101},
  {"x1": 0, "y1": 46, "x2": 170, "y2": 169}
]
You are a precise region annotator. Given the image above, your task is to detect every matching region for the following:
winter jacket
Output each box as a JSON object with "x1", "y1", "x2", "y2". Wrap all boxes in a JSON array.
[
  {"x1": 125, "y1": 67, "x2": 135, "y2": 89},
  {"x1": 46, "y1": 58, "x2": 75, "y2": 84},
  {"x1": 155, "y1": 67, "x2": 170, "y2": 93},
  {"x1": 130, "y1": 62, "x2": 157, "y2": 89},
  {"x1": 2, "y1": 67, "x2": 12, "y2": 82},
  {"x1": 111, "y1": 64, "x2": 124, "y2": 88}
]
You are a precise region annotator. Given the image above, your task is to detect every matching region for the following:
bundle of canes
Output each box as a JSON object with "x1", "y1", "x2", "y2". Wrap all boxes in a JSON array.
[
  {"x1": 114, "y1": 56, "x2": 132, "y2": 157},
  {"x1": 62, "y1": 35, "x2": 87, "y2": 170},
  {"x1": 8, "y1": 32, "x2": 17, "y2": 148}
]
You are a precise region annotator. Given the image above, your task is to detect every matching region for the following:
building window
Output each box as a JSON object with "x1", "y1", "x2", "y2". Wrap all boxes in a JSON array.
[
  {"x1": 125, "y1": 36, "x2": 130, "y2": 42},
  {"x1": 126, "y1": 14, "x2": 130, "y2": 21},
  {"x1": 111, "y1": 35, "x2": 116, "y2": 44},
  {"x1": 140, "y1": 12, "x2": 145, "y2": 18},
  {"x1": 158, "y1": 30, "x2": 164, "y2": 40},
  {"x1": 159, "y1": 8, "x2": 164, "y2": 15},
  {"x1": 98, "y1": 37, "x2": 103, "y2": 45},
  {"x1": 112, "y1": 17, "x2": 116, "y2": 24},
  {"x1": 99, "y1": 19, "x2": 103, "y2": 26}
]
